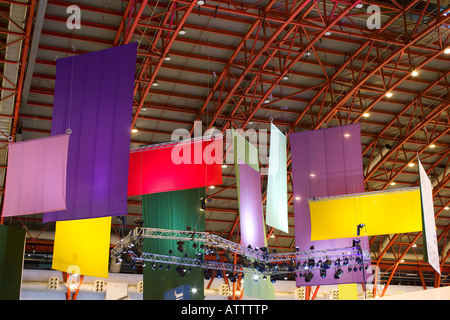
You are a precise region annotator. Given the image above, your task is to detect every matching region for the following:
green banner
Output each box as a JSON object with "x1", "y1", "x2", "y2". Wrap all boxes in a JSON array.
[
  {"x1": 142, "y1": 188, "x2": 206, "y2": 300},
  {"x1": 0, "y1": 225, "x2": 26, "y2": 300}
]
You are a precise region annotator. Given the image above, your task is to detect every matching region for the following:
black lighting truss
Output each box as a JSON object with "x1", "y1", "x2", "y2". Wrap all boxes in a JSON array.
[{"x1": 111, "y1": 227, "x2": 371, "y2": 277}]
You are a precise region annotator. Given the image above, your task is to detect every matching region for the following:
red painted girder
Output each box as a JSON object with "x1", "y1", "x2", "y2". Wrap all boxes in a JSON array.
[
  {"x1": 130, "y1": 1, "x2": 198, "y2": 129},
  {"x1": 202, "y1": 0, "x2": 314, "y2": 131},
  {"x1": 364, "y1": 100, "x2": 450, "y2": 183},
  {"x1": 314, "y1": 11, "x2": 450, "y2": 130}
]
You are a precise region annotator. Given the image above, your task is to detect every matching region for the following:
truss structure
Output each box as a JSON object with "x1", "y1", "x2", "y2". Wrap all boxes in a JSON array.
[{"x1": 112, "y1": 227, "x2": 371, "y2": 277}]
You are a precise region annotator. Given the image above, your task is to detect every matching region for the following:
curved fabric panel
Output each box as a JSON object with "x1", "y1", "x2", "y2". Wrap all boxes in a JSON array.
[
  {"x1": 128, "y1": 137, "x2": 223, "y2": 196},
  {"x1": 2, "y1": 134, "x2": 69, "y2": 217},
  {"x1": 290, "y1": 124, "x2": 371, "y2": 286},
  {"x1": 52, "y1": 216, "x2": 111, "y2": 278},
  {"x1": 43, "y1": 43, "x2": 137, "y2": 222},
  {"x1": 418, "y1": 158, "x2": 440, "y2": 275}
]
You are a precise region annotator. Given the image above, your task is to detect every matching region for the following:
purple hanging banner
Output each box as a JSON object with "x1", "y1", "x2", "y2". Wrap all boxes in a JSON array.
[
  {"x1": 290, "y1": 124, "x2": 371, "y2": 286},
  {"x1": 43, "y1": 43, "x2": 137, "y2": 222},
  {"x1": 237, "y1": 162, "x2": 266, "y2": 249}
]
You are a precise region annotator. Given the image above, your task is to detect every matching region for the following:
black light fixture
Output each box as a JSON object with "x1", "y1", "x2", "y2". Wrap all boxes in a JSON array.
[
  {"x1": 334, "y1": 268, "x2": 343, "y2": 279},
  {"x1": 343, "y1": 257, "x2": 349, "y2": 266},
  {"x1": 308, "y1": 258, "x2": 315, "y2": 269},
  {"x1": 203, "y1": 269, "x2": 211, "y2": 280},
  {"x1": 176, "y1": 266, "x2": 186, "y2": 277},
  {"x1": 177, "y1": 241, "x2": 185, "y2": 253},
  {"x1": 323, "y1": 259, "x2": 332, "y2": 269},
  {"x1": 270, "y1": 275, "x2": 277, "y2": 283},
  {"x1": 304, "y1": 272, "x2": 314, "y2": 282},
  {"x1": 320, "y1": 268, "x2": 327, "y2": 278},
  {"x1": 334, "y1": 258, "x2": 341, "y2": 267}
]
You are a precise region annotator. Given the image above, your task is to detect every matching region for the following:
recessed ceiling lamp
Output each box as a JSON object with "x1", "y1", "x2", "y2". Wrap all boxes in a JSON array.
[
  {"x1": 197, "y1": 0, "x2": 205, "y2": 5},
  {"x1": 179, "y1": 28, "x2": 186, "y2": 35},
  {"x1": 385, "y1": 92, "x2": 393, "y2": 98},
  {"x1": 444, "y1": 47, "x2": 450, "y2": 54},
  {"x1": 411, "y1": 69, "x2": 419, "y2": 77}
]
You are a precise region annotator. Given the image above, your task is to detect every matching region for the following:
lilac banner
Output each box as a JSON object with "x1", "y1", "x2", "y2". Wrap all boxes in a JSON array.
[
  {"x1": 237, "y1": 162, "x2": 266, "y2": 248},
  {"x1": 43, "y1": 43, "x2": 137, "y2": 222},
  {"x1": 290, "y1": 124, "x2": 371, "y2": 286}
]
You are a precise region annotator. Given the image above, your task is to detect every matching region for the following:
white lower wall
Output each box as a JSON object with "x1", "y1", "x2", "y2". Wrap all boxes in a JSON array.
[{"x1": 19, "y1": 269, "x2": 446, "y2": 300}]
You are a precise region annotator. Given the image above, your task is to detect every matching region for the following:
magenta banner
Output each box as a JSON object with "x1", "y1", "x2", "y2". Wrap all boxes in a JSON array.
[
  {"x1": 237, "y1": 162, "x2": 266, "y2": 248},
  {"x1": 290, "y1": 124, "x2": 371, "y2": 286},
  {"x1": 43, "y1": 43, "x2": 137, "y2": 222}
]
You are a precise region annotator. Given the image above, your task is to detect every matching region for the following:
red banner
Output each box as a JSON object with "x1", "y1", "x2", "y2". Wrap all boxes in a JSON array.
[{"x1": 128, "y1": 137, "x2": 223, "y2": 196}]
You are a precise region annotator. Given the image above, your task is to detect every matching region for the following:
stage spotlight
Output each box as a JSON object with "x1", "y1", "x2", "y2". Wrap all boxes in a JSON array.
[
  {"x1": 270, "y1": 275, "x2": 277, "y2": 283},
  {"x1": 192, "y1": 243, "x2": 198, "y2": 250},
  {"x1": 308, "y1": 259, "x2": 315, "y2": 269},
  {"x1": 151, "y1": 263, "x2": 156, "y2": 270},
  {"x1": 323, "y1": 259, "x2": 332, "y2": 269},
  {"x1": 343, "y1": 257, "x2": 349, "y2": 266},
  {"x1": 352, "y1": 238, "x2": 361, "y2": 247},
  {"x1": 216, "y1": 270, "x2": 223, "y2": 278},
  {"x1": 334, "y1": 258, "x2": 341, "y2": 267},
  {"x1": 176, "y1": 266, "x2": 186, "y2": 277},
  {"x1": 166, "y1": 265, "x2": 171, "y2": 271},
  {"x1": 159, "y1": 264, "x2": 163, "y2": 270},
  {"x1": 253, "y1": 274, "x2": 259, "y2": 282},
  {"x1": 304, "y1": 272, "x2": 314, "y2": 282},
  {"x1": 204, "y1": 269, "x2": 212, "y2": 280},
  {"x1": 177, "y1": 241, "x2": 185, "y2": 253},
  {"x1": 320, "y1": 268, "x2": 327, "y2": 278},
  {"x1": 334, "y1": 268, "x2": 343, "y2": 279},
  {"x1": 229, "y1": 273, "x2": 237, "y2": 282}
]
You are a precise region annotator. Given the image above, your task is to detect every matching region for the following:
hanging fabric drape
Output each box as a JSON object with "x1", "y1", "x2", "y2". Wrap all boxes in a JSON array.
[
  {"x1": 52, "y1": 216, "x2": 112, "y2": 278},
  {"x1": 2, "y1": 134, "x2": 69, "y2": 217},
  {"x1": 142, "y1": 188, "x2": 206, "y2": 300},
  {"x1": 265, "y1": 123, "x2": 288, "y2": 234},
  {"x1": 128, "y1": 136, "x2": 223, "y2": 196},
  {"x1": 43, "y1": 43, "x2": 137, "y2": 222},
  {"x1": 290, "y1": 124, "x2": 371, "y2": 286}
]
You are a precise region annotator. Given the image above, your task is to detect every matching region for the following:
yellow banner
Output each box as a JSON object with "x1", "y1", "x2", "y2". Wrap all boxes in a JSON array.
[
  {"x1": 309, "y1": 188, "x2": 422, "y2": 241},
  {"x1": 52, "y1": 216, "x2": 111, "y2": 278},
  {"x1": 338, "y1": 283, "x2": 358, "y2": 300}
]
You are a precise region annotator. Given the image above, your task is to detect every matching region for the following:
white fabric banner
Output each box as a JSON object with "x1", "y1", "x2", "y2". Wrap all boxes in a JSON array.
[
  {"x1": 266, "y1": 124, "x2": 289, "y2": 233},
  {"x1": 418, "y1": 158, "x2": 440, "y2": 275}
]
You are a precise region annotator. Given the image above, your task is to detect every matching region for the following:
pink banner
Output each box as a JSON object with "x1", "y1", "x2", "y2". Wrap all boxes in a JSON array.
[{"x1": 2, "y1": 134, "x2": 70, "y2": 217}]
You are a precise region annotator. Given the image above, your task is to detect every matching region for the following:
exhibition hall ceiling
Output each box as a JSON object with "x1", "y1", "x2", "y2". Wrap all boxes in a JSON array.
[{"x1": 0, "y1": 0, "x2": 449, "y2": 286}]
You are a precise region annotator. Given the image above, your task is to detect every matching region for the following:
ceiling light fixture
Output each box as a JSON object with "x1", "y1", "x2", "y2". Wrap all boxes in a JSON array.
[
  {"x1": 164, "y1": 54, "x2": 172, "y2": 61},
  {"x1": 363, "y1": 112, "x2": 370, "y2": 117},
  {"x1": 390, "y1": 182, "x2": 396, "y2": 186},
  {"x1": 152, "y1": 81, "x2": 159, "y2": 86},
  {"x1": 131, "y1": 128, "x2": 138, "y2": 133},
  {"x1": 179, "y1": 28, "x2": 186, "y2": 35},
  {"x1": 408, "y1": 163, "x2": 414, "y2": 167},
  {"x1": 324, "y1": 31, "x2": 332, "y2": 36},
  {"x1": 444, "y1": 47, "x2": 450, "y2": 54},
  {"x1": 197, "y1": 0, "x2": 205, "y2": 5},
  {"x1": 282, "y1": 74, "x2": 289, "y2": 80},
  {"x1": 411, "y1": 70, "x2": 419, "y2": 77},
  {"x1": 429, "y1": 144, "x2": 436, "y2": 148},
  {"x1": 444, "y1": 206, "x2": 449, "y2": 210},
  {"x1": 355, "y1": 3, "x2": 364, "y2": 9},
  {"x1": 385, "y1": 92, "x2": 393, "y2": 98}
]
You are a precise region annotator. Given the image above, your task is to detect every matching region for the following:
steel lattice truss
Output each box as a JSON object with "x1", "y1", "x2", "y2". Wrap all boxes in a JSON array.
[
  {"x1": 111, "y1": 227, "x2": 371, "y2": 277},
  {"x1": 0, "y1": 0, "x2": 449, "y2": 295}
]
